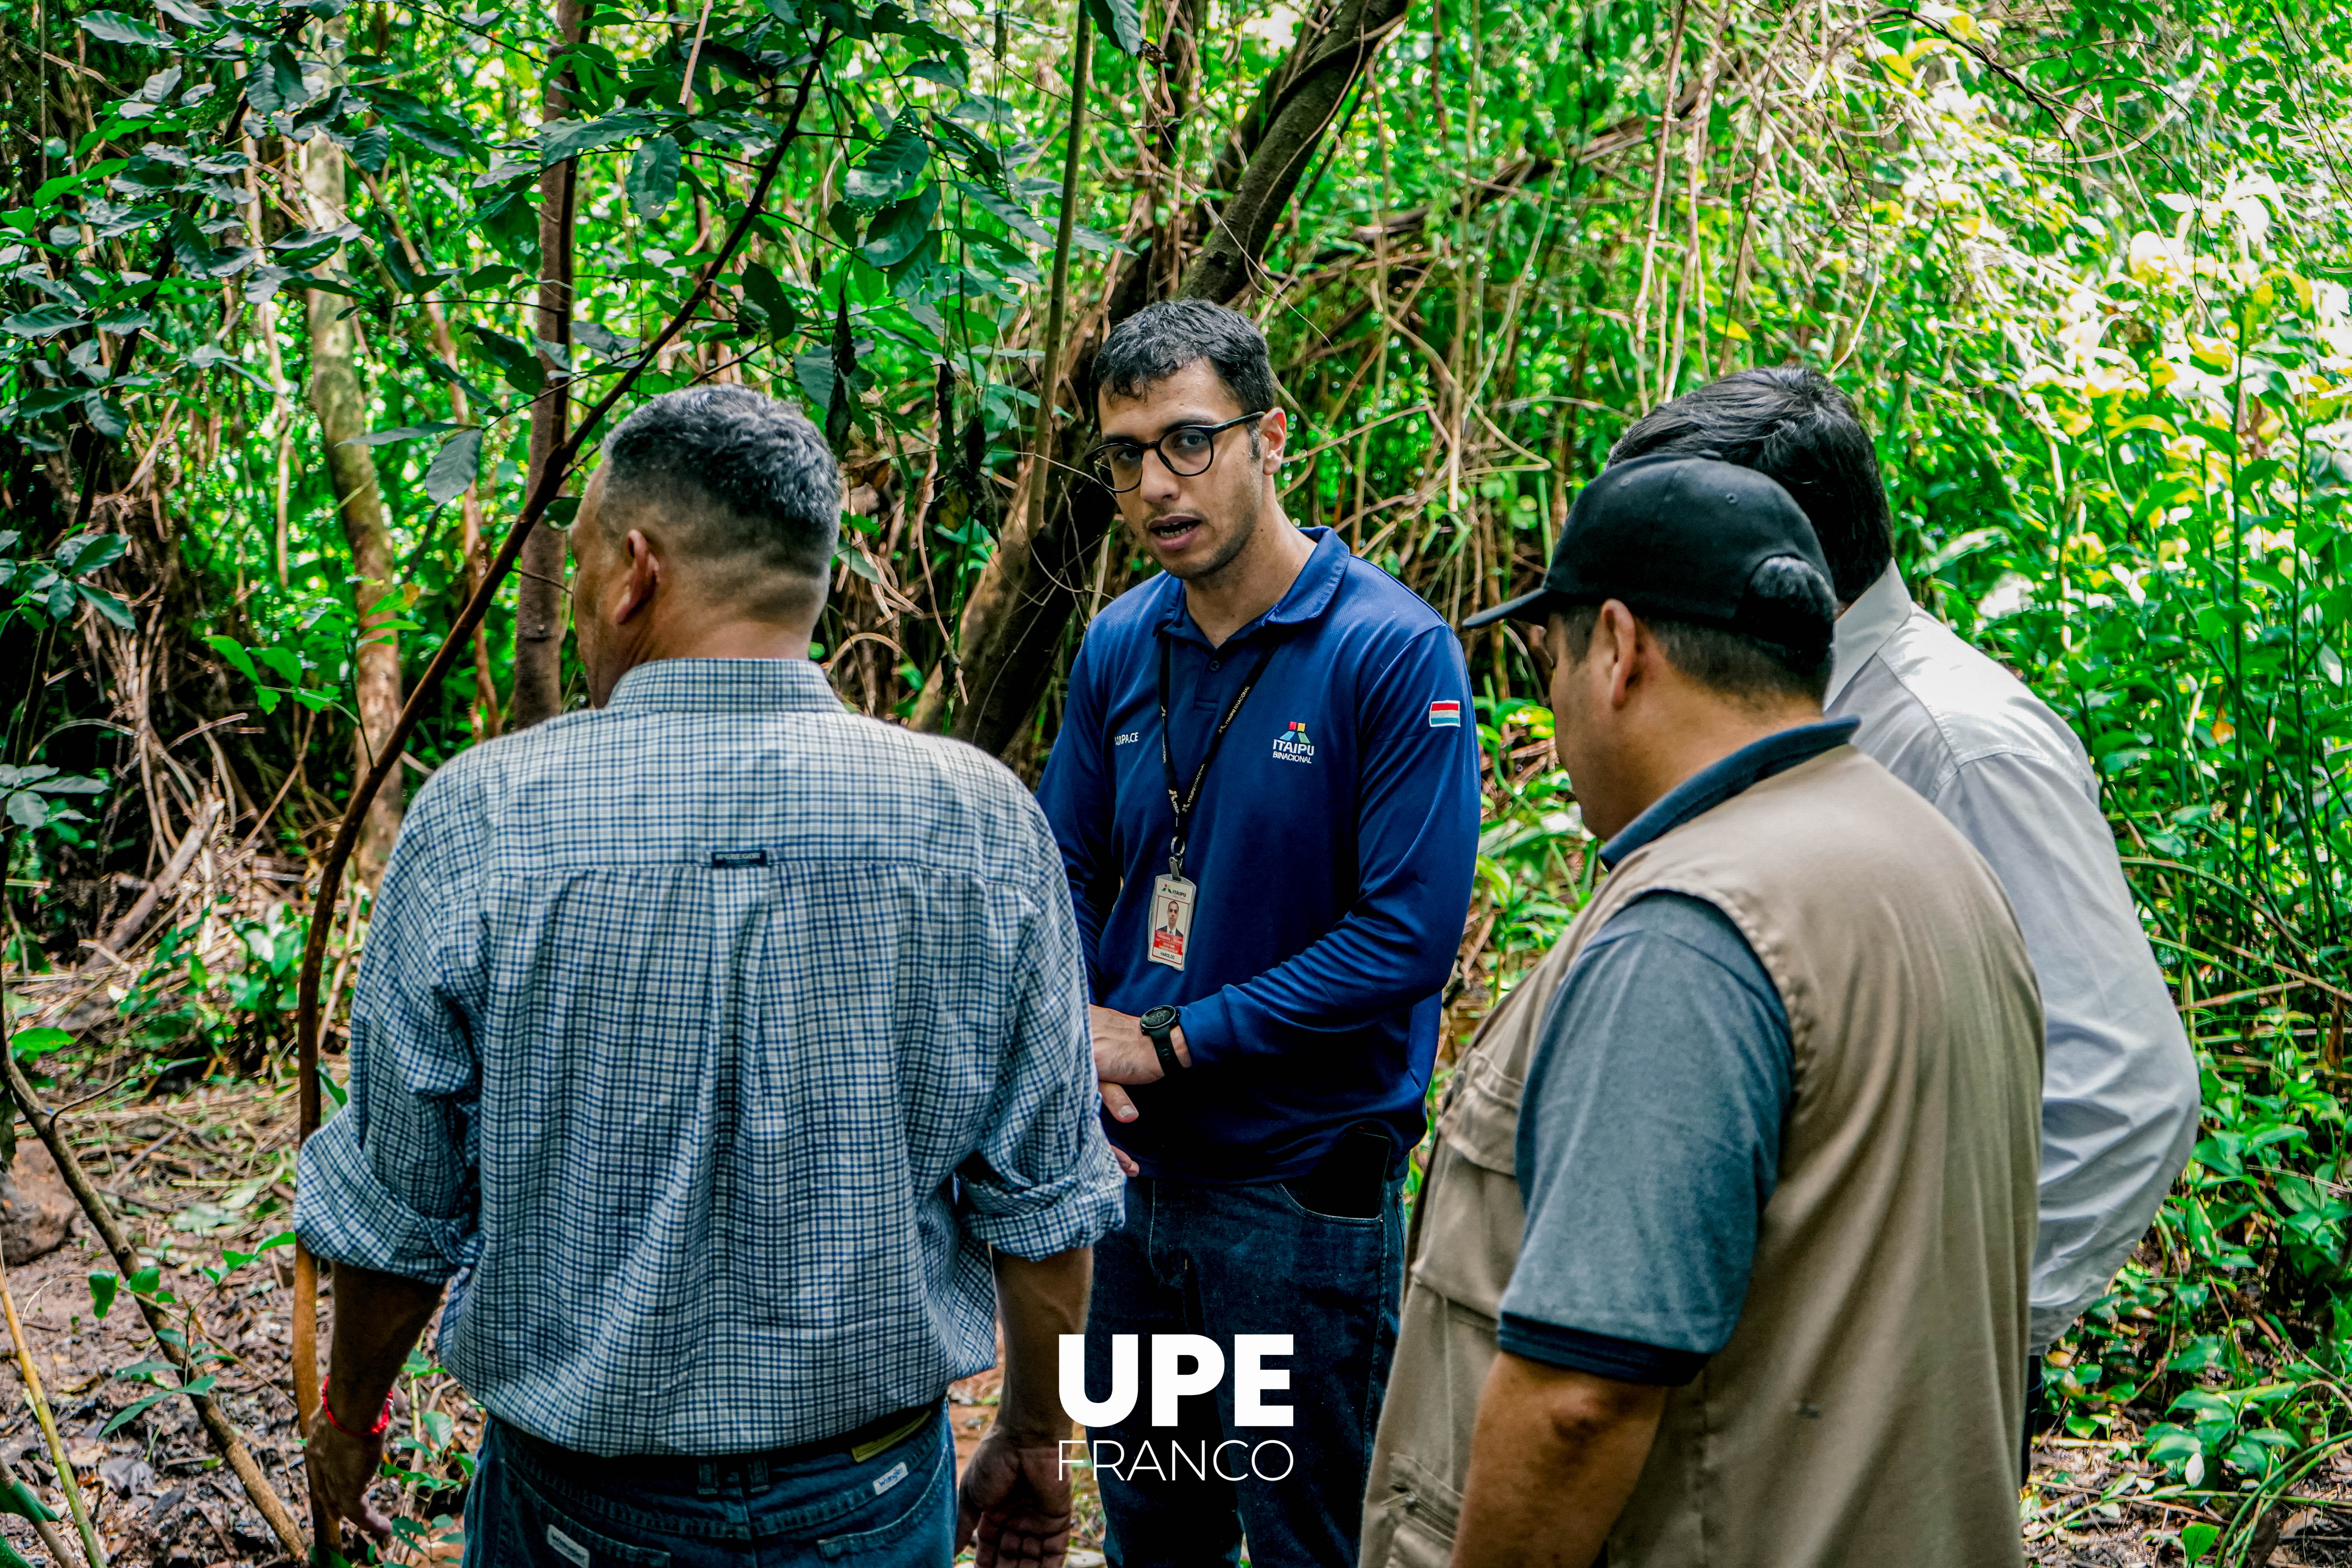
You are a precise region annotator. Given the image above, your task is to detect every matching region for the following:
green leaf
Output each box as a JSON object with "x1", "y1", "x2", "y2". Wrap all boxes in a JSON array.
[
  {"x1": 58, "y1": 532, "x2": 128, "y2": 574},
  {"x1": 626, "y1": 137, "x2": 680, "y2": 221},
  {"x1": 1081, "y1": 0, "x2": 1143, "y2": 54},
  {"x1": 469, "y1": 325, "x2": 547, "y2": 394},
  {"x1": 539, "y1": 111, "x2": 656, "y2": 169},
  {"x1": 2180, "y1": 1522, "x2": 2220, "y2": 1561},
  {"x1": 846, "y1": 113, "x2": 929, "y2": 208},
  {"x1": 102, "y1": 1374, "x2": 216, "y2": 1436},
  {"x1": 202, "y1": 633, "x2": 259, "y2": 682},
  {"x1": 78, "y1": 584, "x2": 136, "y2": 631},
  {"x1": 740, "y1": 261, "x2": 795, "y2": 334},
  {"x1": 860, "y1": 183, "x2": 938, "y2": 269},
  {"x1": 908, "y1": 57, "x2": 965, "y2": 89},
  {"x1": 2, "y1": 303, "x2": 83, "y2": 338},
  {"x1": 956, "y1": 180, "x2": 1051, "y2": 247},
  {"x1": 79, "y1": 9, "x2": 172, "y2": 44},
  {"x1": 88, "y1": 1271, "x2": 118, "y2": 1318},
  {"x1": 244, "y1": 43, "x2": 313, "y2": 117},
  {"x1": 424, "y1": 428, "x2": 483, "y2": 505},
  {"x1": 347, "y1": 423, "x2": 459, "y2": 448},
  {"x1": 0, "y1": 1475, "x2": 57, "y2": 1524},
  {"x1": 80, "y1": 395, "x2": 128, "y2": 440},
  {"x1": 319, "y1": 1065, "x2": 348, "y2": 1109},
  {"x1": 11, "y1": 1026, "x2": 73, "y2": 1057}
]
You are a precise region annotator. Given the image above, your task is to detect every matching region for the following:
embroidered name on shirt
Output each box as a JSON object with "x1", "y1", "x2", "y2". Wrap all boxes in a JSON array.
[
  {"x1": 1115, "y1": 731, "x2": 1142, "y2": 746},
  {"x1": 1427, "y1": 701, "x2": 1462, "y2": 728},
  {"x1": 710, "y1": 849, "x2": 769, "y2": 869},
  {"x1": 1272, "y1": 721, "x2": 1316, "y2": 764}
]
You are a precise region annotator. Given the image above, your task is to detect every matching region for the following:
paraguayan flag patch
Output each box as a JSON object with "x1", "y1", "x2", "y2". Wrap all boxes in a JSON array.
[{"x1": 1427, "y1": 700, "x2": 1461, "y2": 728}]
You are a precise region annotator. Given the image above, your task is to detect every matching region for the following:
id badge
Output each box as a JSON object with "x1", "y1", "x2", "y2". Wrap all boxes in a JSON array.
[{"x1": 1146, "y1": 874, "x2": 1198, "y2": 971}]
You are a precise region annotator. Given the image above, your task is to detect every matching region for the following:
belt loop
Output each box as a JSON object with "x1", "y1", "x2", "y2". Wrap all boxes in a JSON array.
[
  {"x1": 750, "y1": 1456, "x2": 769, "y2": 1490},
  {"x1": 696, "y1": 1459, "x2": 719, "y2": 1499}
]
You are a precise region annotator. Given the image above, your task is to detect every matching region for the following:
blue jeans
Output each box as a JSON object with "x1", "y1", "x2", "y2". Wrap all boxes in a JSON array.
[
  {"x1": 460, "y1": 1405, "x2": 955, "y2": 1568},
  {"x1": 1085, "y1": 1172, "x2": 1406, "y2": 1568}
]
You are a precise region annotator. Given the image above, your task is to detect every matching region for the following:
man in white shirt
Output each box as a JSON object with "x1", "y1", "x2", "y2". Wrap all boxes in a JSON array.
[{"x1": 1605, "y1": 368, "x2": 2200, "y2": 1447}]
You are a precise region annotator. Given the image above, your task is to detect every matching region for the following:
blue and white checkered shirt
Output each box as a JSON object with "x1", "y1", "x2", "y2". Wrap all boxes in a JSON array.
[{"x1": 295, "y1": 658, "x2": 1123, "y2": 1456}]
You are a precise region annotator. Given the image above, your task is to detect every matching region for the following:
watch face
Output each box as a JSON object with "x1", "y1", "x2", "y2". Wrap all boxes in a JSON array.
[{"x1": 1140, "y1": 1005, "x2": 1179, "y2": 1032}]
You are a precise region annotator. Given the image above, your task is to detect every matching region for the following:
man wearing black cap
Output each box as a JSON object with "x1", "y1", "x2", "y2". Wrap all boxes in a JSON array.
[{"x1": 1359, "y1": 456, "x2": 2043, "y2": 1568}]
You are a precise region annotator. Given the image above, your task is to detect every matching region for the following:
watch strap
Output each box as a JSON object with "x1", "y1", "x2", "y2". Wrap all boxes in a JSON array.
[{"x1": 1145, "y1": 1014, "x2": 1183, "y2": 1076}]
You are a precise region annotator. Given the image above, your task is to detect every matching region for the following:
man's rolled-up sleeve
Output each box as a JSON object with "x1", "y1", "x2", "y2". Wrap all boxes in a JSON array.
[
  {"x1": 956, "y1": 818, "x2": 1125, "y2": 1259},
  {"x1": 294, "y1": 761, "x2": 489, "y2": 1283}
]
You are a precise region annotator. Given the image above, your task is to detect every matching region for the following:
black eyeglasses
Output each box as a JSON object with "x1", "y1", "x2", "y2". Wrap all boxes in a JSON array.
[{"x1": 1085, "y1": 411, "x2": 1270, "y2": 492}]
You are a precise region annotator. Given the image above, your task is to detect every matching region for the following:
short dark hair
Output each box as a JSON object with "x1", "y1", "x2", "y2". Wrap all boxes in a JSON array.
[
  {"x1": 1092, "y1": 299, "x2": 1279, "y2": 424},
  {"x1": 1553, "y1": 556, "x2": 1834, "y2": 707},
  {"x1": 600, "y1": 386, "x2": 840, "y2": 586},
  {"x1": 1608, "y1": 368, "x2": 1892, "y2": 603}
]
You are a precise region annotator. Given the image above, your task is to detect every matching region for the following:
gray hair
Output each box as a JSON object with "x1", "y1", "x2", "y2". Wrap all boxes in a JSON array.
[
  {"x1": 599, "y1": 387, "x2": 840, "y2": 585},
  {"x1": 1093, "y1": 299, "x2": 1278, "y2": 423}
]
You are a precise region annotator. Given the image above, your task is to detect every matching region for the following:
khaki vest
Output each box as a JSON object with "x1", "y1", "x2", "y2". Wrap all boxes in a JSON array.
[{"x1": 1363, "y1": 746, "x2": 2041, "y2": 1568}]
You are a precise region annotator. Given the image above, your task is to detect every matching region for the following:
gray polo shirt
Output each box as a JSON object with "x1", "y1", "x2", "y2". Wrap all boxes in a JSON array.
[{"x1": 1495, "y1": 719, "x2": 1854, "y2": 1384}]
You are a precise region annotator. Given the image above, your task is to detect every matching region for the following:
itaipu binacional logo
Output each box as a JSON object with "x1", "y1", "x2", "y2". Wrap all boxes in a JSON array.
[{"x1": 1272, "y1": 720, "x2": 1316, "y2": 764}]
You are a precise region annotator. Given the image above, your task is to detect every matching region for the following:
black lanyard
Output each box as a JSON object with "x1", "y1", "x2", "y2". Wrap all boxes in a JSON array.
[{"x1": 1156, "y1": 630, "x2": 1278, "y2": 880}]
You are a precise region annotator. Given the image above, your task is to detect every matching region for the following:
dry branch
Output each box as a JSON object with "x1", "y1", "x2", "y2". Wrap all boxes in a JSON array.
[{"x1": 2, "y1": 1050, "x2": 306, "y2": 1558}]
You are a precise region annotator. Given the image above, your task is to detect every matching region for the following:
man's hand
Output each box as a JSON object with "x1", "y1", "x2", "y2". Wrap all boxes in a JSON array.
[
  {"x1": 956, "y1": 1426, "x2": 1076, "y2": 1568},
  {"x1": 305, "y1": 1396, "x2": 394, "y2": 1538},
  {"x1": 1091, "y1": 1004, "x2": 1190, "y2": 1085},
  {"x1": 307, "y1": 1262, "x2": 444, "y2": 1542},
  {"x1": 1089, "y1": 1005, "x2": 1188, "y2": 1176}
]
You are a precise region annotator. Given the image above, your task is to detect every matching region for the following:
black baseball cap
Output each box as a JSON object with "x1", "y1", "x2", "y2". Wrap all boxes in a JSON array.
[{"x1": 1460, "y1": 452, "x2": 1836, "y2": 655}]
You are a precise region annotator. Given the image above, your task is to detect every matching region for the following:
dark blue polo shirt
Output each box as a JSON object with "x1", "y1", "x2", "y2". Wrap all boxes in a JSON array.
[{"x1": 1036, "y1": 527, "x2": 1481, "y2": 1184}]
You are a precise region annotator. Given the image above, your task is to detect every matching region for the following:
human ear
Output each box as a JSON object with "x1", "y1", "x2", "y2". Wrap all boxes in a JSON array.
[
  {"x1": 1600, "y1": 601, "x2": 1642, "y2": 709},
  {"x1": 1258, "y1": 409, "x2": 1287, "y2": 473},
  {"x1": 613, "y1": 530, "x2": 660, "y2": 623}
]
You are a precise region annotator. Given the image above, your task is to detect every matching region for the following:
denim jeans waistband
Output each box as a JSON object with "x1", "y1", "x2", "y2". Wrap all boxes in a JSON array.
[{"x1": 494, "y1": 1401, "x2": 942, "y2": 1496}]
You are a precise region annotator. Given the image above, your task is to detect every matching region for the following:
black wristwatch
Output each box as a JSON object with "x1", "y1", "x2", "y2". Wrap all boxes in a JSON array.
[{"x1": 1139, "y1": 1005, "x2": 1184, "y2": 1078}]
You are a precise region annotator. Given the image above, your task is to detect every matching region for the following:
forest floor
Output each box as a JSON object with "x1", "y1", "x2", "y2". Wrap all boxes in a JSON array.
[{"x1": 0, "y1": 1073, "x2": 2334, "y2": 1568}]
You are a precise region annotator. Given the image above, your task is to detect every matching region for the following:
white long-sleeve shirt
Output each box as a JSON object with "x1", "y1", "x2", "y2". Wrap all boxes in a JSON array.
[{"x1": 1828, "y1": 564, "x2": 2201, "y2": 1350}]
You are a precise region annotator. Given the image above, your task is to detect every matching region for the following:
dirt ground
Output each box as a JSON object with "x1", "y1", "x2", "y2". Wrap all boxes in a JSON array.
[{"x1": 2, "y1": 1075, "x2": 2343, "y2": 1568}]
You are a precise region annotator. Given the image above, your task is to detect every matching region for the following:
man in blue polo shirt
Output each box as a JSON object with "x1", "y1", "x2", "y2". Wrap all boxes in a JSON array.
[{"x1": 1036, "y1": 300, "x2": 1481, "y2": 1566}]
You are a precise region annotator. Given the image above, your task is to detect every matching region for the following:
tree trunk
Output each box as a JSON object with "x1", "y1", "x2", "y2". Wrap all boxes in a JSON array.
[
  {"x1": 299, "y1": 49, "x2": 405, "y2": 885},
  {"x1": 923, "y1": 0, "x2": 1410, "y2": 757},
  {"x1": 508, "y1": 0, "x2": 586, "y2": 730}
]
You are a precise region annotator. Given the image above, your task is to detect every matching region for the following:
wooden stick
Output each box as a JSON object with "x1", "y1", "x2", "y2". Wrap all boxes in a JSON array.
[
  {"x1": 3, "y1": 1050, "x2": 306, "y2": 1558},
  {"x1": 1024, "y1": 1, "x2": 1092, "y2": 545},
  {"x1": 0, "y1": 1254, "x2": 104, "y2": 1568}
]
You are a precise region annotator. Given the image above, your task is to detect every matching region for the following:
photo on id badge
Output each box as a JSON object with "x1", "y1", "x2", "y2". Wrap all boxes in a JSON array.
[{"x1": 1149, "y1": 875, "x2": 1196, "y2": 970}]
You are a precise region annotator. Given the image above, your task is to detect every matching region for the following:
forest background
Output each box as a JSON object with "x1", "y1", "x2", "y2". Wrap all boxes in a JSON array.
[{"x1": 1, "y1": 0, "x2": 2349, "y2": 1560}]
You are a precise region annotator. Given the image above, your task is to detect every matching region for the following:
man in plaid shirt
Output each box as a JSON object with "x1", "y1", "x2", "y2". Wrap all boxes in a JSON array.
[{"x1": 295, "y1": 387, "x2": 1122, "y2": 1568}]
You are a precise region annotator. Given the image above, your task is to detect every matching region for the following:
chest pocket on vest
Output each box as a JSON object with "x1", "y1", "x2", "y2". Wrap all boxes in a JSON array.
[{"x1": 1408, "y1": 947, "x2": 1568, "y2": 1318}]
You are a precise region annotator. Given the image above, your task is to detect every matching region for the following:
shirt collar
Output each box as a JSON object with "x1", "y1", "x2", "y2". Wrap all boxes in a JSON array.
[
  {"x1": 606, "y1": 657, "x2": 846, "y2": 715},
  {"x1": 1826, "y1": 561, "x2": 1912, "y2": 708},
  {"x1": 1159, "y1": 526, "x2": 1350, "y2": 644},
  {"x1": 1599, "y1": 717, "x2": 1861, "y2": 868}
]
